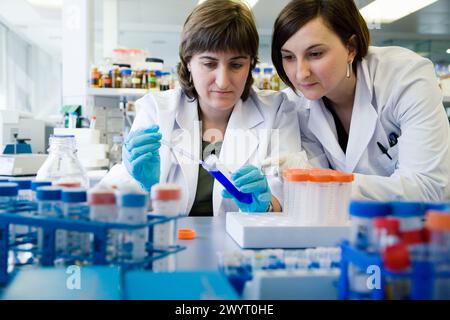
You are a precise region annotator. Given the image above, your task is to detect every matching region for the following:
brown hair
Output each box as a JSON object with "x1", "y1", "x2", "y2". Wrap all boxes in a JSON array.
[
  {"x1": 271, "y1": 0, "x2": 371, "y2": 90},
  {"x1": 177, "y1": 0, "x2": 259, "y2": 101}
]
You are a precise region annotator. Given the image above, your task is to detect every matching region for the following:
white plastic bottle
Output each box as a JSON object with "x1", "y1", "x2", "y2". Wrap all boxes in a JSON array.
[
  {"x1": 116, "y1": 188, "x2": 149, "y2": 263},
  {"x1": 151, "y1": 183, "x2": 182, "y2": 271},
  {"x1": 88, "y1": 185, "x2": 118, "y2": 261}
]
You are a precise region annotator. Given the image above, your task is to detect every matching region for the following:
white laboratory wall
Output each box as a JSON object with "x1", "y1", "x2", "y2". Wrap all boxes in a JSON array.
[{"x1": 0, "y1": 21, "x2": 61, "y2": 119}]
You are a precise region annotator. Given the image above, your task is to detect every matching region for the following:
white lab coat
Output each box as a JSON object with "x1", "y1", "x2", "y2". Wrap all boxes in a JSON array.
[
  {"x1": 286, "y1": 46, "x2": 450, "y2": 201},
  {"x1": 102, "y1": 88, "x2": 301, "y2": 215}
]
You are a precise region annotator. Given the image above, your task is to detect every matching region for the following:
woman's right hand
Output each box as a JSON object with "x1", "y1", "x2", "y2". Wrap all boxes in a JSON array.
[{"x1": 122, "y1": 125, "x2": 162, "y2": 192}]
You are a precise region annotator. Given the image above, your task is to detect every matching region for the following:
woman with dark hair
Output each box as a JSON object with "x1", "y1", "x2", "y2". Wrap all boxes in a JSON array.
[
  {"x1": 102, "y1": 0, "x2": 301, "y2": 216},
  {"x1": 270, "y1": 0, "x2": 450, "y2": 201}
]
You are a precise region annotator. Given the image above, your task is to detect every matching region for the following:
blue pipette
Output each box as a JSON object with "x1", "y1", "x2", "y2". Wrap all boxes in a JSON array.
[{"x1": 161, "y1": 140, "x2": 253, "y2": 204}]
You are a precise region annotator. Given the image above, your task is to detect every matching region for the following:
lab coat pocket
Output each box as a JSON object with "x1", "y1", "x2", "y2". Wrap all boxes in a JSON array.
[{"x1": 376, "y1": 144, "x2": 399, "y2": 175}]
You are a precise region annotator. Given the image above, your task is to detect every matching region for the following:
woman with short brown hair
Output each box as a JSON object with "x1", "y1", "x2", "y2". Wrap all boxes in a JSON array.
[{"x1": 103, "y1": 0, "x2": 302, "y2": 216}]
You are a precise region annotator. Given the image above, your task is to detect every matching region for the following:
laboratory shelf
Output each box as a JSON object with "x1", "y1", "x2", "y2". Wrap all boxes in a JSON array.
[{"x1": 87, "y1": 87, "x2": 158, "y2": 97}]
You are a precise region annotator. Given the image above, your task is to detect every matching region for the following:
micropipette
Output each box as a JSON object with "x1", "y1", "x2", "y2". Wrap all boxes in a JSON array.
[{"x1": 160, "y1": 140, "x2": 253, "y2": 204}]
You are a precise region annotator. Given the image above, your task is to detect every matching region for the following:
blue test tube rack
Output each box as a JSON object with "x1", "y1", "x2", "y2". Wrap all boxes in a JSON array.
[
  {"x1": 338, "y1": 240, "x2": 450, "y2": 300},
  {"x1": 0, "y1": 200, "x2": 186, "y2": 286}
]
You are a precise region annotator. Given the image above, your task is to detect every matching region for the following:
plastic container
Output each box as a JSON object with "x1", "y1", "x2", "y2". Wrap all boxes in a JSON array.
[
  {"x1": 37, "y1": 186, "x2": 63, "y2": 218},
  {"x1": 330, "y1": 171, "x2": 354, "y2": 225},
  {"x1": 61, "y1": 188, "x2": 90, "y2": 263},
  {"x1": 88, "y1": 186, "x2": 117, "y2": 261},
  {"x1": 116, "y1": 190, "x2": 148, "y2": 263},
  {"x1": 349, "y1": 201, "x2": 391, "y2": 252},
  {"x1": 309, "y1": 170, "x2": 336, "y2": 226},
  {"x1": 282, "y1": 169, "x2": 353, "y2": 226},
  {"x1": 202, "y1": 154, "x2": 253, "y2": 205},
  {"x1": 36, "y1": 186, "x2": 64, "y2": 257},
  {"x1": 8, "y1": 178, "x2": 33, "y2": 201},
  {"x1": 425, "y1": 210, "x2": 450, "y2": 299},
  {"x1": 282, "y1": 169, "x2": 310, "y2": 224},
  {"x1": 0, "y1": 183, "x2": 18, "y2": 207},
  {"x1": 382, "y1": 243, "x2": 411, "y2": 300},
  {"x1": 392, "y1": 201, "x2": 429, "y2": 265},
  {"x1": 151, "y1": 183, "x2": 182, "y2": 271},
  {"x1": 31, "y1": 181, "x2": 52, "y2": 201},
  {"x1": 36, "y1": 135, "x2": 88, "y2": 188},
  {"x1": 391, "y1": 201, "x2": 426, "y2": 229},
  {"x1": 373, "y1": 217, "x2": 400, "y2": 252}
]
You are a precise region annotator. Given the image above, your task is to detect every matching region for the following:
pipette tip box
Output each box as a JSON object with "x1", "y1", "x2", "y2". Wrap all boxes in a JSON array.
[{"x1": 226, "y1": 212, "x2": 350, "y2": 249}]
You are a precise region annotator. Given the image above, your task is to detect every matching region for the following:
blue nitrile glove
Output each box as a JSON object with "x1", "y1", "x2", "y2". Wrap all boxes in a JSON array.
[
  {"x1": 222, "y1": 164, "x2": 272, "y2": 213},
  {"x1": 123, "y1": 125, "x2": 161, "y2": 192}
]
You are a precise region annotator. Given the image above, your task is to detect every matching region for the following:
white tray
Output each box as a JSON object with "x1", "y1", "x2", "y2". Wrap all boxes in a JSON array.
[{"x1": 226, "y1": 212, "x2": 350, "y2": 249}]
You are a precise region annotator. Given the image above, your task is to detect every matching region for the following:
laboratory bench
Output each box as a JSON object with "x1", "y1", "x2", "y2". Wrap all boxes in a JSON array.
[{"x1": 0, "y1": 216, "x2": 245, "y2": 300}]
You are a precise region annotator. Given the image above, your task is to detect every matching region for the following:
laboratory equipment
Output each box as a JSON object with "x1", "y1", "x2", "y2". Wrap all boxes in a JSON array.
[
  {"x1": 349, "y1": 201, "x2": 391, "y2": 252},
  {"x1": 61, "y1": 188, "x2": 90, "y2": 263},
  {"x1": 36, "y1": 135, "x2": 89, "y2": 188},
  {"x1": 391, "y1": 201, "x2": 426, "y2": 244},
  {"x1": 226, "y1": 212, "x2": 350, "y2": 248},
  {"x1": 382, "y1": 243, "x2": 411, "y2": 300},
  {"x1": 160, "y1": 139, "x2": 253, "y2": 205},
  {"x1": 151, "y1": 183, "x2": 182, "y2": 271},
  {"x1": 425, "y1": 210, "x2": 450, "y2": 299},
  {"x1": 373, "y1": 217, "x2": 400, "y2": 252},
  {"x1": 8, "y1": 178, "x2": 33, "y2": 201},
  {"x1": 53, "y1": 128, "x2": 109, "y2": 170},
  {"x1": 0, "y1": 183, "x2": 18, "y2": 207},
  {"x1": 283, "y1": 168, "x2": 354, "y2": 226},
  {"x1": 116, "y1": 189, "x2": 148, "y2": 263},
  {"x1": 217, "y1": 247, "x2": 341, "y2": 298},
  {"x1": 0, "y1": 110, "x2": 50, "y2": 155},
  {"x1": 88, "y1": 185, "x2": 118, "y2": 261},
  {"x1": 31, "y1": 180, "x2": 52, "y2": 201},
  {"x1": 202, "y1": 154, "x2": 252, "y2": 204},
  {"x1": 36, "y1": 186, "x2": 64, "y2": 257}
]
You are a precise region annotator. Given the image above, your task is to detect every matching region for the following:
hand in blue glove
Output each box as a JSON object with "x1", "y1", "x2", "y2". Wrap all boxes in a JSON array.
[
  {"x1": 222, "y1": 164, "x2": 272, "y2": 213},
  {"x1": 123, "y1": 125, "x2": 161, "y2": 192}
]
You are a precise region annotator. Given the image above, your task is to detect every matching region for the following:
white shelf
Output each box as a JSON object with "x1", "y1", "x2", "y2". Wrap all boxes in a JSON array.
[{"x1": 87, "y1": 88, "x2": 158, "y2": 97}]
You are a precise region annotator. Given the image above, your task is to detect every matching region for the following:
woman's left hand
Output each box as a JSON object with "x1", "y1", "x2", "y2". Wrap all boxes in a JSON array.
[{"x1": 222, "y1": 164, "x2": 272, "y2": 213}]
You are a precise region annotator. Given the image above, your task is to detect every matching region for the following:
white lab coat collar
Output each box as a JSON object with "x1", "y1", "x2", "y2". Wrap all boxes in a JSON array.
[
  {"x1": 307, "y1": 60, "x2": 378, "y2": 172},
  {"x1": 345, "y1": 61, "x2": 378, "y2": 172}
]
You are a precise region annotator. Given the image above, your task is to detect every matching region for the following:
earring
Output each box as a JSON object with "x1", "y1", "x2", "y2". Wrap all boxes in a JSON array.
[
  {"x1": 189, "y1": 72, "x2": 192, "y2": 84},
  {"x1": 346, "y1": 62, "x2": 352, "y2": 78}
]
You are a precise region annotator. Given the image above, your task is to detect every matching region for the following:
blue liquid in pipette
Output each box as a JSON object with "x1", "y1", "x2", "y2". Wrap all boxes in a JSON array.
[{"x1": 208, "y1": 169, "x2": 253, "y2": 204}]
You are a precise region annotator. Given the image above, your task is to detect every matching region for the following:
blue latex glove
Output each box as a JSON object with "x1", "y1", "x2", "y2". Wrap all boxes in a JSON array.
[
  {"x1": 222, "y1": 164, "x2": 272, "y2": 213},
  {"x1": 123, "y1": 125, "x2": 161, "y2": 192}
]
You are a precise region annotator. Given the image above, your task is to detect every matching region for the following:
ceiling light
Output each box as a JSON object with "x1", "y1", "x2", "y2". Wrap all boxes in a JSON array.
[
  {"x1": 198, "y1": 0, "x2": 258, "y2": 8},
  {"x1": 446, "y1": 49, "x2": 450, "y2": 54},
  {"x1": 360, "y1": 0, "x2": 438, "y2": 24},
  {"x1": 26, "y1": 0, "x2": 63, "y2": 9}
]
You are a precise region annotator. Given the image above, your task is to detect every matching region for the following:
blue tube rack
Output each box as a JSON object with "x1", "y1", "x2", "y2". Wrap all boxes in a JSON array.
[
  {"x1": 0, "y1": 200, "x2": 186, "y2": 286},
  {"x1": 338, "y1": 240, "x2": 450, "y2": 300}
]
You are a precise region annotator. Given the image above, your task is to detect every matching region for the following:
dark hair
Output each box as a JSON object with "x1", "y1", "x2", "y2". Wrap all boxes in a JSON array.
[
  {"x1": 272, "y1": 0, "x2": 371, "y2": 90},
  {"x1": 177, "y1": 0, "x2": 259, "y2": 101}
]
